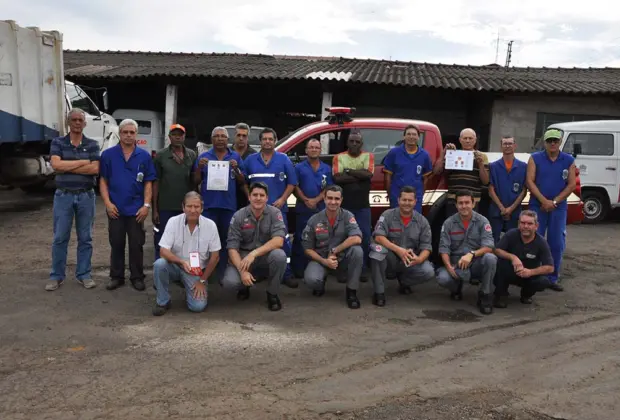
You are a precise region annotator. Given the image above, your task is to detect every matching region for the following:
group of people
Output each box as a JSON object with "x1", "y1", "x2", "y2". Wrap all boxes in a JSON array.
[{"x1": 46, "y1": 108, "x2": 577, "y2": 317}]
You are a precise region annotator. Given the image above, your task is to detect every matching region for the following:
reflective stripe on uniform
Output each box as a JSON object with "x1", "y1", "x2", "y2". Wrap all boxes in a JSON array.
[{"x1": 248, "y1": 173, "x2": 277, "y2": 178}]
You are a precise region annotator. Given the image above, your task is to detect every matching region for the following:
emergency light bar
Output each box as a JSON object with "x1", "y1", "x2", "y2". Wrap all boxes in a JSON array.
[{"x1": 325, "y1": 106, "x2": 355, "y2": 125}]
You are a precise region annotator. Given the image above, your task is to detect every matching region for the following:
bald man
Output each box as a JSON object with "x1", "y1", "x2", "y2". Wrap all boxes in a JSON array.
[{"x1": 433, "y1": 128, "x2": 489, "y2": 217}]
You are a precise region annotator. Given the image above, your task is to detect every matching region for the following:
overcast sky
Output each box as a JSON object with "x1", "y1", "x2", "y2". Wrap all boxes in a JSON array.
[{"x1": 3, "y1": 0, "x2": 620, "y2": 67}]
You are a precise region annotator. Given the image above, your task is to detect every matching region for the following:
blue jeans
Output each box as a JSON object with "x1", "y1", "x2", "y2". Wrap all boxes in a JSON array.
[
  {"x1": 153, "y1": 258, "x2": 207, "y2": 312},
  {"x1": 291, "y1": 212, "x2": 313, "y2": 278},
  {"x1": 50, "y1": 189, "x2": 96, "y2": 281},
  {"x1": 530, "y1": 204, "x2": 567, "y2": 283},
  {"x1": 490, "y1": 216, "x2": 519, "y2": 245},
  {"x1": 350, "y1": 208, "x2": 371, "y2": 268},
  {"x1": 154, "y1": 210, "x2": 183, "y2": 261},
  {"x1": 203, "y1": 208, "x2": 235, "y2": 276}
]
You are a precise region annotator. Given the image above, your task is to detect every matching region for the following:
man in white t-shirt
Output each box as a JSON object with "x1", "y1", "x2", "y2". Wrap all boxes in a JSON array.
[{"x1": 153, "y1": 191, "x2": 221, "y2": 316}]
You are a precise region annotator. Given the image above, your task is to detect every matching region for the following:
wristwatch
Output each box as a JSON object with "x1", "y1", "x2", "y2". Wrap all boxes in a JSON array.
[
  {"x1": 143, "y1": 203, "x2": 151, "y2": 209},
  {"x1": 469, "y1": 250, "x2": 476, "y2": 257},
  {"x1": 199, "y1": 278, "x2": 207, "y2": 284},
  {"x1": 552, "y1": 200, "x2": 558, "y2": 206}
]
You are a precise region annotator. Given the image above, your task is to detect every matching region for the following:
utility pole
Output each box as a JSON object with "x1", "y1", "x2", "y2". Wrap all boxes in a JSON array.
[{"x1": 505, "y1": 40, "x2": 514, "y2": 67}]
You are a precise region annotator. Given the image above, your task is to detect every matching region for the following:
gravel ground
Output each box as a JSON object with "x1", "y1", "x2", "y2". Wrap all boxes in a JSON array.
[{"x1": 1, "y1": 188, "x2": 619, "y2": 420}]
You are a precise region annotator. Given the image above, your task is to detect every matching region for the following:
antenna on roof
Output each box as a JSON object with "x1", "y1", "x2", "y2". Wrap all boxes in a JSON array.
[{"x1": 505, "y1": 40, "x2": 513, "y2": 67}]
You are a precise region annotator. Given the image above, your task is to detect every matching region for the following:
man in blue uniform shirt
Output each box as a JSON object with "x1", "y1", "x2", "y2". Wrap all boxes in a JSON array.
[
  {"x1": 526, "y1": 128, "x2": 576, "y2": 291},
  {"x1": 291, "y1": 138, "x2": 333, "y2": 278},
  {"x1": 488, "y1": 136, "x2": 527, "y2": 244},
  {"x1": 100, "y1": 119, "x2": 157, "y2": 291},
  {"x1": 194, "y1": 126, "x2": 247, "y2": 276},
  {"x1": 383, "y1": 124, "x2": 433, "y2": 213},
  {"x1": 244, "y1": 128, "x2": 298, "y2": 287}
]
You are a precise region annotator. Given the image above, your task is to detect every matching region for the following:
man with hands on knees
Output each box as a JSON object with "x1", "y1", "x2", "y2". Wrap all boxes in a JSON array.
[
  {"x1": 221, "y1": 182, "x2": 288, "y2": 311},
  {"x1": 301, "y1": 185, "x2": 364, "y2": 309},
  {"x1": 493, "y1": 210, "x2": 553, "y2": 308},
  {"x1": 369, "y1": 186, "x2": 435, "y2": 307},
  {"x1": 436, "y1": 190, "x2": 497, "y2": 315},
  {"x1": 152, "y1": 192, "x2": 221, "y2": 316}
]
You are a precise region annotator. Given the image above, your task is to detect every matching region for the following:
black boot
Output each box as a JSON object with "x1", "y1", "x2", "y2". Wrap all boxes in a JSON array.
[
  {"x1": 398, "y1": 280, "x2": 412, "y2": 295},
  {"x1": 266, "y1": 292, "x2": 282, "y2": 311},
  {"x1": 493, "y1": 295, "x2": 508, "y2": 308},
  {"x1": 237, "y1": 286, "x2": 250, "y2": 301},
  {"x1": 346, "y1": 287, "x2": 360, "y2": 309},
  {"x1": 477, "y1": 291, "x2": 493, "y2": 315},
  {"x1": 372, "y1": 293, "x2": 386, "y2": 307},
  {"x1": 450, "y1": 280, "x2": 463, "y2": 301},
  {"x1": 106, "y1": 278, "x2": 125, "y2": 290}
]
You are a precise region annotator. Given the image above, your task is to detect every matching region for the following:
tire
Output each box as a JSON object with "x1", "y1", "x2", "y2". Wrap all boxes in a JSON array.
[
  {"x1": 20, "y1": 181, "x2": 48, "y2": 194},
  {"x1": 581, "y1": 190, "x2": 609, "y2": 224}
]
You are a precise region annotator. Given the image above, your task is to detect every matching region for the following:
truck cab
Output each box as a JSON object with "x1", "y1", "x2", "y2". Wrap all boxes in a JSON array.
[
  {"x1": 112, "y1": 109, "x2": 165, "y2": 155},
  {"x1": 545, "y1": 120, "x2": 620, "y2": 223}
]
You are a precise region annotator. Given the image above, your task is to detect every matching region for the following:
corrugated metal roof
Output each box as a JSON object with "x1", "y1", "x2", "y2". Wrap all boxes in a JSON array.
[{"x1": 63, "y1": 50, "x2": 620, "y2": 94}]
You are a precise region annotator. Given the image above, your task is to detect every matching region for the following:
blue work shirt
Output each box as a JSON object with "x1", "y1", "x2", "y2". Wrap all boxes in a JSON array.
[
  {"x1": 100, "y1": 144, "x2": 157, "y2": 217},
  {"x1": 244, "y1": 151, "x2": 298, "y2": 213},
  {"x1": 530, "y1": 151, "x2": 575, "y2": 210},
  {"x1": 194, "y1": 148, "x2": 245, "y2": 211},
  {"x1": 50, "y1": 135, "x2": 100, "y2": 190},
  {"x1": 383, "y1": 145, "x2": 432, "y2": 207},
  {"x1": 294, "y1": 159, "x2": 333, "y2": 213},
  {"x1": 488, "y1": 157, "x2": 527, "y2": 218}
]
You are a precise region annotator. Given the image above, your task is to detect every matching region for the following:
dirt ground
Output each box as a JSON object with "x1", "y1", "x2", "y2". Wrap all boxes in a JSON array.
[{"x1": 1, "y1": 188, "x2": 619, "y2": 420}]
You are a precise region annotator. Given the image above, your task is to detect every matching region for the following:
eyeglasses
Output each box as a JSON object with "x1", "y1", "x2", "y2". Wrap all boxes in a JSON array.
[{"x1": 545, "y1": 138, "x2": 560, "y2": 144}]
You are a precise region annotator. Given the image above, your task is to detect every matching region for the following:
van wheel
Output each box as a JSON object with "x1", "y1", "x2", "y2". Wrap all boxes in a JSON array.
[{"x1": 582, "y1": 190, "x2": 609, "y2": 224}]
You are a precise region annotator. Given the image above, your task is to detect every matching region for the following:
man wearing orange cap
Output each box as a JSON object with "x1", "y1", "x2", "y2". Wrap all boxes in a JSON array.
[{"x1": 152, "y1": 124, "x2": 197, "y2": 261}]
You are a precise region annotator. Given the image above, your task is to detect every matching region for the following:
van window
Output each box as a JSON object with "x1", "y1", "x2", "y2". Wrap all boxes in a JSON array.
[
  {"x1": 563, "y1": 133, "x2": 615, "y2": 156},
  {"x1": 136, "y1": 120, "x2": 152, "y2": 135}
]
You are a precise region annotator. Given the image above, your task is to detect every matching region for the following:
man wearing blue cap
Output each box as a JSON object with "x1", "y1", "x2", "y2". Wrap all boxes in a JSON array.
[{"x1": 526, "y1": 128, "x2": 576, "y2": 291}]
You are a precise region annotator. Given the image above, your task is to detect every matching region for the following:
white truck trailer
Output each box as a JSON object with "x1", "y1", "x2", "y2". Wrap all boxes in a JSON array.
[{"x1": 0, "y1": 20, "x2": 118, "y2": 191}]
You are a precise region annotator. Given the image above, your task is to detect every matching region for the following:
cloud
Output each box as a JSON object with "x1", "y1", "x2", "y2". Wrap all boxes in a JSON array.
[{"x1": 2, "y1": 0, "x2": 620, "y2": 67}]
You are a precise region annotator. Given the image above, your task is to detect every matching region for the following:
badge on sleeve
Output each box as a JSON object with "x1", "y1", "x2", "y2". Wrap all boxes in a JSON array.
[
  {"x1": 375, "y1": 245, "x2": 382, "y2": 252},
  {"x1": 484, "y1": 223, "x2": 492, "y2": 232},
  {"x1": 562, "y1": 169, "x2": 568, "y2": 180},
  {"x1": 349, "y1": 216, "x2": 357, "y2": 224},
  {"x1": 277, "y1": 213, "x2": 283, "y2": 221}
]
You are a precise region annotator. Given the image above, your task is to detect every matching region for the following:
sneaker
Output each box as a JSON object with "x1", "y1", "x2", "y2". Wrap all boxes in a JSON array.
[
  {"x1": 152, "y1": 301, "x2": 171, "y2": 316},
  {"x1": 80, "y1": 279, "x2": 96, "y2": 289},
  {"x1": 45, "y1": 279, "x2": 64, "y2": 291},
  {"x1": 549, "y1": 283, "x2": 564, "y2": 292}
]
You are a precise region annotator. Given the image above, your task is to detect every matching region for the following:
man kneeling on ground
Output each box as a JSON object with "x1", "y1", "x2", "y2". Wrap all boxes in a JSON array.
[
  {"x1": 493, "y1": 210, "x2": 553, "y2": 307},
  {"x1": 369, "y1": 186, "x2": 435, "y2": 307},
  {"x1": 222, "y1": 182, "x2": 288, "y2": 311},
  {"x1": 437, "y1": 190, "x2": 497, "y2": 315},
  {"x1": 153, "y1": 192, "x2": 221, "y2": 316},
  {"x1": 301, "y1": 185, "x2": 364, "y2": 309}
]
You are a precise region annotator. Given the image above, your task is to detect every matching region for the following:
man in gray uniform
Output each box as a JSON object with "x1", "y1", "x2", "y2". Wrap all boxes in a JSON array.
[
  {"x1": 369, "y1": 186, "x2": 435, "y2": 307},
  {"x1": 437, "y1": 190, "x2": 497, "y2": 315},
  {"x1": 301, "y1": 185, "x2": 364, "y2": 309},
  {"x1": 222, "y1": 182, "x2": 288, "y2": 311}
]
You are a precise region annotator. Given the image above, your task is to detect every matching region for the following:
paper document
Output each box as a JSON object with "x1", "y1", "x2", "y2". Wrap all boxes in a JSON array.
[
  {"x1": 445, "y1": 150, "x2": 474, "y2": 171},
  {"x1": 206, "y1": 161, "x2": 230, "y2": 191}
]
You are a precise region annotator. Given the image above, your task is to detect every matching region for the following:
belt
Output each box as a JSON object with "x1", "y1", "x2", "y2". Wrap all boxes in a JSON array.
[{"x1": 58, "y1": 188, "x2": 93, "y2": 194}]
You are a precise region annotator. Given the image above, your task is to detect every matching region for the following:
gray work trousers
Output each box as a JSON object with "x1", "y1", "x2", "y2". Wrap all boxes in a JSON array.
[
  {"x1": 436, "y1": 253, "x2": 497, "y2": 296},
  {"x1": 303, "y1": 245, "x2": 363, "y2": 291},
  {"x1": 221, "y1": 249, "x2": 287, "y2": 295},
  {"x1": 370, "y1": 251, "x2": 435, "y2": 294}
]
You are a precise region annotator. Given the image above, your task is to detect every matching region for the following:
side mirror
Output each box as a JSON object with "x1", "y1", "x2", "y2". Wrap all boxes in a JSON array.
[
  {"x1": 102, "y1": 90, "x2": 109, "y2": 111},
  {"x1": 573, "y1": 143, "x2": 582, "y2": 157}
]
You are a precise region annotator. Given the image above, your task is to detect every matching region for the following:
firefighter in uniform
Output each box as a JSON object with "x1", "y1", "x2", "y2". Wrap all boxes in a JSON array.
[
  {"x1": 222, "y1": 182, "x2": 288, "y2": 311},
  {"x1": 301, "y1": 185, "x2": 364, "y2": 309},
  {"x1": 291, "y1": 138, "x2": 333, "y2": 278},
  {"x1": 369, "y1": 186, "x2": 435, "y2": 307},
  {"x1": 436, "y1": 190, "x2": 497, "y2": 315},
  {"x1": 526, "y1": 128, "x2": 576, "y2": 291},
  {"x1": 244, "y1": 127, "x2": 297, "y2": 287}
]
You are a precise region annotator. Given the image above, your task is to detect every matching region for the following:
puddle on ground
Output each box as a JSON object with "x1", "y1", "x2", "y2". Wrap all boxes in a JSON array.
[{"x1": 420, "y1": 309, "x2": 481, "y2": 323}]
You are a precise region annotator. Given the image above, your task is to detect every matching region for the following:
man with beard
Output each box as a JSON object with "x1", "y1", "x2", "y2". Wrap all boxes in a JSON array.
[
  {"x1": 493, "y1": 210, "x2": 553, "y2": 308},
  {"x1": 152, "y1": 124, "x2": 197, "y2": 261},
  {"x1": 194, "y1": 126, "x2": 246, "y2": 276},
  {"x1": 222, "y1": 182, "x2": 288, "y2": 311},
  {"x1": 436, "y1": 190, "x2": 497, "y2": 315},
  {"x1": 100, "y1": 119, "x2": 157, "y2": 291},
  {"x1": 291, "y1": 138, "x2": 333, "y2": 278},
  {"x1": 301, "y1": 185, "x2": 363, "y2": 309},
  {"x1": 526, "y1": 128, "x2": 576, "y2": 291},
  {"x1": 369, "y1": 186, "x2": 435, "y2": 307}
]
